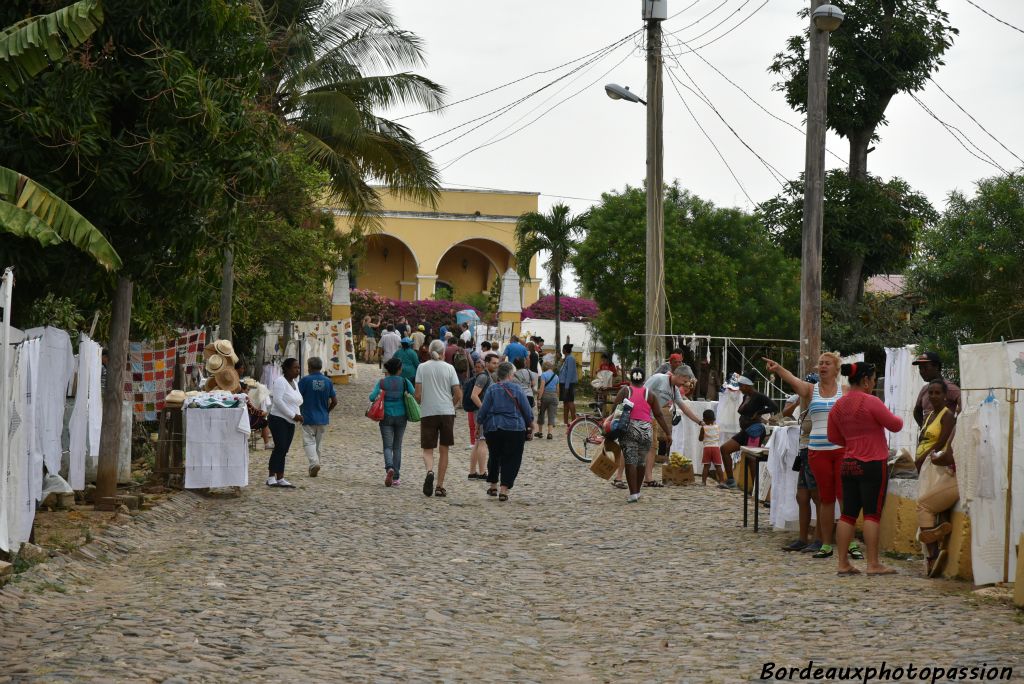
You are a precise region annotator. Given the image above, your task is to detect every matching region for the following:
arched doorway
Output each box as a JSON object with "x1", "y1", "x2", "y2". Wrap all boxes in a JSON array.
[
  {"x1": 435, "y1": 239, "x2": 514, "y2": 300},
  {"x1": 356, "y1": 234, "x2": 419, "y2": 300}
]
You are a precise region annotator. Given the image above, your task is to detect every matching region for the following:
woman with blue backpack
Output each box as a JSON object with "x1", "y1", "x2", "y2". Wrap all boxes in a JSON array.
[
  {"x1": 609, "y1": 367, "x2": 674, "y2": 503},
  {"x1": 369, "y1": 357, "x2": 416, "y2": 488}
]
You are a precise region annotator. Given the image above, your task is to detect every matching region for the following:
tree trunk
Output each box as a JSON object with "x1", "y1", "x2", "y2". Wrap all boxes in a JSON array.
[
  {"x1": 838, "y1": 252, "x2": 866, "y2": 307},
  {"x1": 95, "y1": 276, "x2": 132, "y2": 507},
  {"x1": 554, "y1": 287, "x2": 561, "y2": 364},
  {"x1": 219, "y1": 246, "x2": 234, "y2": 343},
  {"x1": 848, "y1": 129, "x2": 872, "y2": 181}
]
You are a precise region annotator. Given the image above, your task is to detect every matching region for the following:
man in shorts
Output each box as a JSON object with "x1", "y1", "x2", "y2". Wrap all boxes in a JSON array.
[
  {"x1": 643, "y1": 365, "x2": 704, "y2": 487},
  {"x1": 415, "y1": 339, "x2": 463, "y2": 498}
]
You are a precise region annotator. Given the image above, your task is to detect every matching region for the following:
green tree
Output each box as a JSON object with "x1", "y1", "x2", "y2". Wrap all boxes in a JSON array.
[
  {"x1": 259, "y1": 0, "x2": 445, "y2": 223},
  {"x1": 761, "y1": 170, "x2": 937, "y2": 302},
  {"x1": 575, "y1": 184, "x2": 800, "y2": 364},
  {"x1": 770, "y1": 0, "x2": 956, "y2": 301},
  {"x1": 515, "y1": 203, "x2": 587, "y2": 361},
  {"x1": 909, "y1": 173, "x2": 1024, "y2": 354}
]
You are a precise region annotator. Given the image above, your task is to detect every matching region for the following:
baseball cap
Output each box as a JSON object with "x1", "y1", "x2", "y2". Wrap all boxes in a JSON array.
[
  {"x1": 736, "y1": 376, "x2": 754, "y2": 387},
  {"x1": 417, "y1": 325, "x2": 425, "y2": 331},
  {"x1": 912, "y1": 351, "x2": 942, "y2": 367},
  {"x1": 669, "y1": 353, "x2": 683, "y2": 362},
  {"x1": 401, "y1": 337, "x2": 412, "y2": 345}
]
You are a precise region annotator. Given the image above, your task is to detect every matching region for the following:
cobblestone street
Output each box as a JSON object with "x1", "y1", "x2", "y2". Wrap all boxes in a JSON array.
[{"x1": 1, "y1": 365, "x2": 1022, "y2": 683}]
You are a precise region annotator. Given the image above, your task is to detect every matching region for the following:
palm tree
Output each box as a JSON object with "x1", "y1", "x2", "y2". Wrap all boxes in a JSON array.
[
  {"x1": 514, "y1": 204, "x2": 587, "y2": 362},
  {"x1": 0, "y1": 0, "x2": 120, "y2": 271},
  {"x1": 259, "y1": 0, "x2": 446, "y2": 223}
]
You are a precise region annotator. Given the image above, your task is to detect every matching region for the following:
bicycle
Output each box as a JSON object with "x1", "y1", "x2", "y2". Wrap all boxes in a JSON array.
[{"x1": 565, "y1": 387, "x2": 623, "y2": 463}]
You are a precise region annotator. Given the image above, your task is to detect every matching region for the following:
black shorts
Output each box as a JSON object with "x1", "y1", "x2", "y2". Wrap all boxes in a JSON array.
[
  {"x1": 560, "y1": 384, "x2": 576, "y2": 402},
  {"x1": 839, "y1": 457, "x2": 887, "y2": 524},
  {"x1": 420, "y1": 414, "x2": 456, "y2": 449},
  {"x1": 526, "y1": 396, "x2": 535, "y2": 408}
]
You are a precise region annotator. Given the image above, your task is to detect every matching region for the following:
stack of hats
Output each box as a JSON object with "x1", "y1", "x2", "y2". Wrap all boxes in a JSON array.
[{"x1": 203, "y1": 339, "x2": 241, "y2": 393}]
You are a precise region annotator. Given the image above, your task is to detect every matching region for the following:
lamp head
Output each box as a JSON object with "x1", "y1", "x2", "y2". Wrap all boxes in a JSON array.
[
  {"x1": 812, "y1": 4, "x2": 844, "y2": 32},
  {"x1": 604, "y1": 83, "x2": 645, "y2": 104}
]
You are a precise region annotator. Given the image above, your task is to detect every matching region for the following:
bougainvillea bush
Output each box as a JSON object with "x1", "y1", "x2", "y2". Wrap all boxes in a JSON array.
[
  {"x1": 350, "y1": 289, "x2": 480, "y2": 333},
  {"x1": 522, "y1": 295, "x2": 599, "y2": 322}
]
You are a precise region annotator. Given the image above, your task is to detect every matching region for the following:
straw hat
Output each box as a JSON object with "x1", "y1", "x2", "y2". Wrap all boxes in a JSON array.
[
  {"x1": 213, "y1": 339, "x2": 238, "y2": 364},
  {"x1": 213, "y1": 367, "x2": 241, "y2": 393},
  {"x1": 205, "y1": 353, "x2": 226, "y2": 373},
  {"x1": 165, "y1": 390, "x2": 186, "y2": 406}
]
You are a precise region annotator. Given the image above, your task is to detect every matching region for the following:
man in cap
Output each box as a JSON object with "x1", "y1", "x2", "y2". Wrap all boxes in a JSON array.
[
  {"x1": 655, "y1": 349, "x2": 685, "y2": 375},
  {"x1": 719, "y1": 375, "x2": 778, "y2": 489},
  {"x1": 642, "y1": 364, "x2": 704, "y2": 487},
  {"x1": 912, "y1": 351, "x2": 961, "y2": 426},
  {"x1": 411, "y1": 324, "x2": 426, "y2": 351}
]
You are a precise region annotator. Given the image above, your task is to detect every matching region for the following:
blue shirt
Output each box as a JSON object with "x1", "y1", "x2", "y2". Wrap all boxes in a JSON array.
[
  {"x1": 369, "y1": 376, "x2": 416, "y2": 417},
  {"x1": 439, "y1": 325, "x2": 449, "y2": 339},
  {"x1": 504, "y1": 342, "x2": 528, "y2": 363},
  {"x1": 476, "y1": 381, "x2": 534, "y2": 434},
  {"x1": 558, "y1": 355, "x2": 578, "y2": 385},
  {"x1": 540, "y1": 370, "x2": 558, "y2": 393},
  {"x1": 298, "y1": 372, "x2": 336, "y2": 425}
]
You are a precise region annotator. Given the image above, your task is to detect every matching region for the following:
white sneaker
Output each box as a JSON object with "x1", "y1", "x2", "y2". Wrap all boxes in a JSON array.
[
  {"x1": 264, "y1": 442, "x2": 275, "y2": 451},
  {"x1": 266, "y1": 476, "x2": 279, "y2": 487},
  {"x1": 276, "y1": 478, "x2": 295, "y2": 488}
]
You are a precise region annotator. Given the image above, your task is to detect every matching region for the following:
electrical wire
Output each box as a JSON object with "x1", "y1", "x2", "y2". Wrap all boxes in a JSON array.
[
  {"x1": 667, "y1": 0, "x2": 753, "y2": 45},
  {"x1": 925, "y1": 76, "x2": 1024, "y2": 167},
  {"x1": 850, "y1": 38, "x2": 1011, "y2": 175},
  {"x1": 394, "y1": 28, "x2": 643, "y2": 121},
  {"x1": 443, "y1": 182, "x2": 602, "y2": 204},
  {"x1": 664, "y1": 0, "x2": 771, "y2": 53},
  {"x1": 664, "y1": 0, "x2": 733, "y2": 38},
  {"x1": 666, "y1": 0, "x2": 704, "y2": 22},
  {"x1": 963, "y1": 0, "x2": 1024, "y2": 36}
]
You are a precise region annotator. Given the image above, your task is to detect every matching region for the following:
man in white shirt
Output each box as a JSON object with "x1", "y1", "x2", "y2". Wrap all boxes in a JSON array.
[
  {"x1": 415, "y1": 339, "x2": 463, "y2": 498},
  {"x1": 379, "y1": 324, "x2": 402, "y2": 365},
  {"x1": 643, "y1": 365, "x2": 703, "y2": 487}
]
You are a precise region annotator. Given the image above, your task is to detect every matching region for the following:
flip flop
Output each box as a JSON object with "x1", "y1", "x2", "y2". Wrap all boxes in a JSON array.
[
  {"x1": 612, "y1": 479, "x2": 627, "y2": 489},
  {"x1": 643, "y1": 481, "x2": 665, "y2": 488},
  {"x1": 434, "y1": 486, "x2": 447, "y2": 498},
  {"x1": 837, "y1": 567, "x2": 862, "y2": 576},
  {"x1": 867, "y1": 567, "x2": 898, "y2": 576}
]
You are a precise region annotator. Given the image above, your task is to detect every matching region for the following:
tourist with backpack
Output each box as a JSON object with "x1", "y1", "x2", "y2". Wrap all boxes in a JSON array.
[
  {"x1": 537, "y1": 361, "x2": 559, "y2": 439},
  {"x1": 467, "y1": 353, "x2": 499, "y2": 480}
]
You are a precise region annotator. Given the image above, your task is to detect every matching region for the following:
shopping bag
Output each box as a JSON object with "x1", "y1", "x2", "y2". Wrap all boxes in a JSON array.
[
  {"x1": 404, "y1": 392, "x2": 421, "y2": 422},
  {"x1": 589, "y1": 449, "x2": 617, "y2": 480},
  {"x1": 366, "y1": 391, "x2": 385, "y2": 422}
]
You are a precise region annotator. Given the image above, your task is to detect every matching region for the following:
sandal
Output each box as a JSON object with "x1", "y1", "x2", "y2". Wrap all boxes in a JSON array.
[
  {"x1": 848, "y1": 544, "x2": 864, "y2": 560},
  {"x1": 612, "y1": 479, "x2": 627, "y2": 489},
  {"x1": 486, "y1": 487, "x2": 497, "y2": 497},
  {"x1": 643, "y1": 480, "x2": 664, "y2": 488},
  {"x1": 434, "y1": 486, "x2": 447, "y2": 498},
  {"x1": 498, "y1": 493, "x2": 509, "y2": 502}
]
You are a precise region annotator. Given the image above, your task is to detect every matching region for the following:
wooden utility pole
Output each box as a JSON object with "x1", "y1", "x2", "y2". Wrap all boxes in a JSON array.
[
  {"x1": 644, "y1": 9, "x2": 666, "y2": 377},
  {"x1": 799, "y1": 0, "x2": 833, "y2": 377}
]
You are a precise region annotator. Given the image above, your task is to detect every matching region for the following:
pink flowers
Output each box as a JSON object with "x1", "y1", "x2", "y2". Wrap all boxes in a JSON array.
[
  {"x1": 351, "y1": 289, "x2": 481, "y2": 331},
  {"x1": 522, "y1": 295, "x2": 599, "y2": 322}
]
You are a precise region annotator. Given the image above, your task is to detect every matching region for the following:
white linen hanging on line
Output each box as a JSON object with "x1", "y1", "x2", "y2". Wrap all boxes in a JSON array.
[
  {"x1": 68, "y1": 335, "x2": 103, "y2": 490},
  {"x1": 23, "y1": 326, "x2": 75, "y2": 476},
  {"x1": 0, "y1": 268, "x2": 13, "y2": 553},
  {"x1": 20, "y1": 338, "x2": 43, "y2": 511},
  {"x1": 884, "y1": 345, "x2": 924, "y2": 454},
  {"x1": 4, "y1": 346, "x2": 35, "y2": 552},
  {"x1": 766, "y1": 426, "x2": 802, "y2": 530}
]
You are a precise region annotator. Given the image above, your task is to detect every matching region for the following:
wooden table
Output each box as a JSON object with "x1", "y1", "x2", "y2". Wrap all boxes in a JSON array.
[{"x1": 741, "y1": 447, "x2": 770, "y2": 531}]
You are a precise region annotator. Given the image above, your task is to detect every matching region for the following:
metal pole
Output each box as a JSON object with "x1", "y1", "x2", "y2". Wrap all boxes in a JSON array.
[
  {"x1": 799, "y1": 0, "x2": 831, "y2": 377},
  {"x1": 645, "y1": 14, "x2": 666, "y2": 377},
  {"x1": 1005, "y1": 389, "x2": 1017, "y2": 583}
]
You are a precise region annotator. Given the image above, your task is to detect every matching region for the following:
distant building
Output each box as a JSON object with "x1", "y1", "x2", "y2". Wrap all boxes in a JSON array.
[
  {"x1": 864, "y1": 274, "x2": 906, "y2": 296},
  {"x1": 332, "y1": 187, "x2": 541, "y2": 306}
]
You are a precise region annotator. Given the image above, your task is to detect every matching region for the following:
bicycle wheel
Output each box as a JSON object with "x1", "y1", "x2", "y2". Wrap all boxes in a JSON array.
[{"x1": 567, "y1": 417, "x2": 605, "y2": 463}]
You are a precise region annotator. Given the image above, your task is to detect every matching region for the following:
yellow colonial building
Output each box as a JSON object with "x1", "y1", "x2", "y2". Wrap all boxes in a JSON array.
[{"x1": 332, "y1": 187, "x2": 541, "y2": 305}]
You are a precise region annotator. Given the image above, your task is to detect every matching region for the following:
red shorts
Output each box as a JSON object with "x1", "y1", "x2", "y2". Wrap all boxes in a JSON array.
[
  {"x1": 702, "y1": 446, "x2": 723, "y2": 466},
  {"x1": 808, "y1": 449, "x2": 844, "y2": 504},
  {"x1": 468, "y1": 412, "x2": 477, "y2": 445}
]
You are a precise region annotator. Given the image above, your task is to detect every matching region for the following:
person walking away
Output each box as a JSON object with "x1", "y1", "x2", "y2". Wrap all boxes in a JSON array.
[
  {"x1": 394, "y1": 337, "x2": 420, "y2": 386},
  {"x1": 827, "y1": 362, "x2": 904, "y2": 576},
  {"x1": 763, "y1": 353, "x2": 856, "y2": 559},
  {"x1": 643, "y1": 365, "x2": 704, "y2": 488},
  {"x1": 699, "y1": 410, "x2": 726, "y2": 485},
  {"x1": 418, "y1": 334, "x2": 433, "y2": 363},
  {"x1": 396, "y1": 316, "x2": 409, "y2": 337},
  {"x1": 370, "y1": 357, "x2": 415, "y2": 487},
  {"x1": 779, "y1": 373, "x2": 824, "y2": 553},
  {"x1": 503, "y1": 335, "x2": 528, "y2": 365},
  {"x1": 451, "y1": 340, "x2": 472, "y2": 383},
  {"x1": 468, "y1": 353, "x2": 500, "y2": 479},
  {"x1": 915, "y1": 379, "x2": 958, "y2": 577},
  {"x1": 465, "y1": 358, "x2": 485, "y2": 452},
  {"x1": 537, "y1": 361, "x2": 559, "y2": 439},
  {"x1": 476, "y1": 362, "x2": 534, "y2": 501},
  {"x1": 512, "y1": 357, "x2": 540, "y2": 436},
  {"x1": 912, "y1": 351, "x2": 961, "y2": 427},
  {"x1": 411, "y1": 325, "x2": 426, "y2": 351},
  {"x1": 379, "y1": 324, "x2": 402, "y2": 365},
  {"x1": 298, "y1": 357, "x2": 337, "y2": 478},
  {"x1": 610, "y1": 368, "x2": 673, "y2": 502},
  {"x1": 558, "y1": 344, "x2": 579, "y2": 427},
  {"x1": 362, "y1": 315, "x2": 380, "y2": 364},
  {"x1": 526, "y1": 341, "x2": 540, "y2": 373},
  {"x1": 415, "y1": 340, "x2": 463, "y2": 497},
  {"x1": 268, "y1": 358, "x2": 303, "y2": 487}
]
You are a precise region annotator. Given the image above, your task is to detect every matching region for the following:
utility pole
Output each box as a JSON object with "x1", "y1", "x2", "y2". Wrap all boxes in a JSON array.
[
  {"x1": 799, "y1": 0, "x2": 838, "y2": 377},
  {"x1": 644, "y1": 1, "x2": 666, "y2": 377}
]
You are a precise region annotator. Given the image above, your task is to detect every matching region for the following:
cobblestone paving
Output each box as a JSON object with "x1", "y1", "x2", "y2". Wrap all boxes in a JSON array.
[{"x1": 2, "y1": 364, "x2": 1022, "y2": 682}]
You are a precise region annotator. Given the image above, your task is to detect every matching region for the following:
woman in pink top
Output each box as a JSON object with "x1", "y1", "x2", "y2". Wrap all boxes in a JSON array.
[
  {"x1": 826, "y1": 362, "x2": 904, "y2": 576},
  {"x1": 610, "y1": 368, "x2": 673, "y2": 503}
]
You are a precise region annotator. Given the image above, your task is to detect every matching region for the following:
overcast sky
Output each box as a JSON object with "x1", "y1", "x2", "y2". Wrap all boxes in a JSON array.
[{"x1": 386, "y1": 0, "x2": 1024, "y2": 295}]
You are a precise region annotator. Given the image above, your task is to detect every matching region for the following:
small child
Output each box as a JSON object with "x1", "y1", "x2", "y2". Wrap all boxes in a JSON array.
[{"x1": 698, "y1": 409, "x2": 727, "y2": 485}]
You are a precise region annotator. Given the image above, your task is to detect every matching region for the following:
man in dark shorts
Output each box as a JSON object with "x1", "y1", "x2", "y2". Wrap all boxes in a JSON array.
[
  {"x1": 719, "y1": 376, "x2": 778, "y2": 489},
  {"x1": 415, "y1": 340, "x2": 463, "y2": 498}
]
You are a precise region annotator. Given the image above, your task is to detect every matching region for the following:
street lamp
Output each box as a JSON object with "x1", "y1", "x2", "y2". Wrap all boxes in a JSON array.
[
  {"x1": 603, "y1": 8, "x2": 666, "y2": 377},
  {"x1": 799, "y1": 0, "x2": 844, "y2": 377}
]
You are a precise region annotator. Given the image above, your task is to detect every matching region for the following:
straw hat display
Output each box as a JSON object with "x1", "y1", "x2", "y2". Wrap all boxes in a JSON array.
[{"x1": 203, "y1": 339, "x2": 241, "y2": 390}]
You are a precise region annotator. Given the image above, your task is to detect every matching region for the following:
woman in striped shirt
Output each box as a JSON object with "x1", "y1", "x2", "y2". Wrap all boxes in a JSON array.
[{"x1": 764, "y1": 352, "x2": 862, "y2": 560}]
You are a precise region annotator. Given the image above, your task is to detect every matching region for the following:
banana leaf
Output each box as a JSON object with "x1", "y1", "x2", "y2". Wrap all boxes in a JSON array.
[{"x1": 0, "y1": 0, "x2": 104, "y2": 91}]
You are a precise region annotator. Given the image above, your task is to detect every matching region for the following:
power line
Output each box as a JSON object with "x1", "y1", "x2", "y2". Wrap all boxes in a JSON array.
[
  {"x1": 667, "y1": 0, "x2": 753, "y2": 45},
  {"x1": 444, "y1": 182, "x2": 602, "y2": 204},
  {"x1": 394, "y1": 28, "x2": 643, "y2": 121},
  {"x1": 664, "y1": 0, "x2": 733, "y2": 38},
  {"x1": 665, "y1": 67, "x2": 759, "y2": 208},
  {"x1": 666, "y1": 0, "x2": 704, "y2": 22},
  {"x1": 925, "y1": 76, "x2": 1024, "y2": 167},
  {"x1": 963, "y1": 0, "x2": 1024, "y2": 35},
  {"x1": 664, "y1": 0, "x2": 771, "y2": 53}
]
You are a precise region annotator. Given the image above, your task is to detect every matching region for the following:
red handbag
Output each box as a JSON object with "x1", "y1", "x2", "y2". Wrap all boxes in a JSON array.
[{"x1": 366, "y1": 388, "x2": 385, "y2": 422}]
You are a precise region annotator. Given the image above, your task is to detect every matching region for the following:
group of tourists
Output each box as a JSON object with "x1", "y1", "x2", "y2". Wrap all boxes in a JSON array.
[{"x1": 765, "y1": 350, "x2": 961, "y2": 577}]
